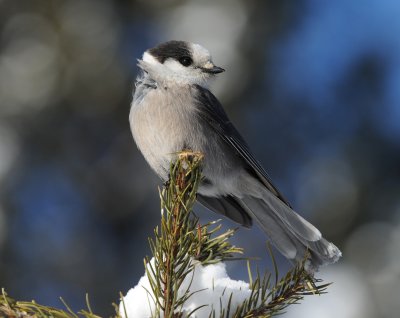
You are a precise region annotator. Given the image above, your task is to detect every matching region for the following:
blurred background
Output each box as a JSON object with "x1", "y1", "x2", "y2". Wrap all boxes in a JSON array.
[{"x1": 0, "y1": 0, "x2": 399, "y2": 317}]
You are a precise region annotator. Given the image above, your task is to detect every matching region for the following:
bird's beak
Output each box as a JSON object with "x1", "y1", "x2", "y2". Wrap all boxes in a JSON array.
[{"x1": 201, "y1": 61, "x2": 225, "y2": 74}]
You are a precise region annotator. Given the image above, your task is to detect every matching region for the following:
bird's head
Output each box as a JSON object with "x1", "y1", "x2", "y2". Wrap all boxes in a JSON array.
[{"x1": 138, "y1": 40, "x2": 224, "y2": 87}]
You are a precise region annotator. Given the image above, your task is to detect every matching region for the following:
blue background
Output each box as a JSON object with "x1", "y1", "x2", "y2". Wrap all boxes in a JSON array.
[{"x1": 0, "y1": 1, "x2": 399, "y2": 317}]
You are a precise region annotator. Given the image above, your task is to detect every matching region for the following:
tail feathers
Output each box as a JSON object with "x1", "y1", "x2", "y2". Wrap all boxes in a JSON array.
[
  {"x1": 261, "y1": 190, "x2": 322, "y2": 242},
  {"x1": 240, "y1": 193, "x2": 341, "y2": 270}
]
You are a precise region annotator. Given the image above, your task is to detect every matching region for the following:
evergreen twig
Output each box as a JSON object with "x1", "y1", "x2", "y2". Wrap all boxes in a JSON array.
[
  {"x1": 144, "y1": 151, "x2": 244, "y2": 317},
  {"x1": 0, "y1": 288, "x2": 109, "y2": 318},
  {"x1": 144, "y1": 151, "x2": 330, "y2": 317},
  {"x1": 0, "y1": 151, "x2": 332, "y2": 318}
]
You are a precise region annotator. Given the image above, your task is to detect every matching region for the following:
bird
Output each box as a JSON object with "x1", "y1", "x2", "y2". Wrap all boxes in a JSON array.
[{"x1": 129, "y1": 40, "x2": 341, "y2": 270}]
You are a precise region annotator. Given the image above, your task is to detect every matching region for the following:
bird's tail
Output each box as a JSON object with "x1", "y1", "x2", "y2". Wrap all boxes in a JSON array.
[{"x1": 240, "y1": 189, "x2": 341, "y2": 271}]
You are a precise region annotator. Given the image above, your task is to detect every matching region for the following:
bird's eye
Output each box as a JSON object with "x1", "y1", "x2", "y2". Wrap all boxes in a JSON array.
[{"x1": 178, "y1": 56, "x2": 193, "y2": 67}]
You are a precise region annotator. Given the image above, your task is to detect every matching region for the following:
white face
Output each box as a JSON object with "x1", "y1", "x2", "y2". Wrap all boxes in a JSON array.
[{"x1": 139, "y1": 42, "x2": 223, "y2": 86}]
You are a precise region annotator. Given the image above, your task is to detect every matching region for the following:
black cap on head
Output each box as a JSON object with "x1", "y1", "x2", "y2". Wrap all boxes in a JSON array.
[{"x1": 148, "y1": 41, "x2": 192, "y2": 64}]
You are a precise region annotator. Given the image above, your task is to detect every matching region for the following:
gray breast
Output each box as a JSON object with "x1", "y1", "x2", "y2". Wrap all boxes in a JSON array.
[
  {"x1": 130, "y1": 82, "x2": 204, "y2": 179},
  {"x1": 130, "y1": 78, "x2": 245, "y2": 197}
]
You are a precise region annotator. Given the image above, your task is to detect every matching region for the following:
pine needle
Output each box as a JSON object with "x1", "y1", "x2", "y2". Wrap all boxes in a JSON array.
[{"x1": 0, "y1": 152, "x2": 332, "y2": 318}]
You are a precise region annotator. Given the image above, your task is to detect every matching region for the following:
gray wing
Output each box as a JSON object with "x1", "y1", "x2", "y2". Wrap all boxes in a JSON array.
[
  {"x1": 192, "y1": 86, "x2": 342, "y2": 268},
  {"x1": 197, "y1": 195, "x2": 253, "y2": 227},
  {"x1": 192, "y1": 84, "x2": 292, "y2": 208}
]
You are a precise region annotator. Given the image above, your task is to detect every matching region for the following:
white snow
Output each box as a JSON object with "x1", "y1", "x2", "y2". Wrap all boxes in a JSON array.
[{"x1": 119, "y1": 258, "x2": 254, "y2": 318}]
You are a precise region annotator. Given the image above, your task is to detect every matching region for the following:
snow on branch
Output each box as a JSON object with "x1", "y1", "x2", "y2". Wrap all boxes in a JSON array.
[{"x1": 119, "y1": 152, "x2": 330, "y2": 318}]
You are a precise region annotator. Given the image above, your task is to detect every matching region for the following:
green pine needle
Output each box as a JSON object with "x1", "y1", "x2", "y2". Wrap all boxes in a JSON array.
[{"x1": 0, "y1": 152, "x2": 331, "y2": 318}]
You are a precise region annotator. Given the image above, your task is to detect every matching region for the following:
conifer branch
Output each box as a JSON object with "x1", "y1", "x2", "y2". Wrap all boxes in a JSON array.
[
  {"x1": 0, "y1": 151, "x2": 332, "y2": 318},
  {"x1": 144, "y1": 151, "x2": 244, "y2": 318},
  {"x1": 143, "y1": 151, "x2": 329, "y2": 317}
]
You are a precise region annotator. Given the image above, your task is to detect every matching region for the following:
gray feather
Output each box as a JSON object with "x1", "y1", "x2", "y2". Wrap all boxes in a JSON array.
[
  {"x1": 192, "y1": 84, "x2": 341, "y2": 268},
  {"x1": 193, "y1": 85, "x2": 292, "y2": 207},
  {"x1": 241, "y1": 193, "x2": 341, "y2": 269},
  {"x1": 197, "y1": 194, "x2": 252, "y2": 227}
]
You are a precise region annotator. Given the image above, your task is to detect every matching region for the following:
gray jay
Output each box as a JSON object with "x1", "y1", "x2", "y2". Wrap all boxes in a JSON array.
[{"x1": 130, "y1": 40, "x2": 341, "y2": 270}]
